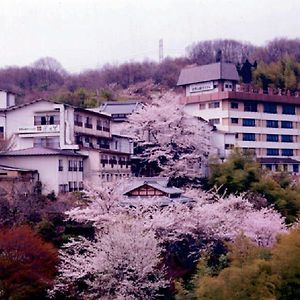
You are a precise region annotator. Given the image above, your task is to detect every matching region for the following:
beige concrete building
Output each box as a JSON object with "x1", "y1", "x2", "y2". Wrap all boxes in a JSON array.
[{"x1": 178, "y1": 62, "x2": 300, "y2": 173}]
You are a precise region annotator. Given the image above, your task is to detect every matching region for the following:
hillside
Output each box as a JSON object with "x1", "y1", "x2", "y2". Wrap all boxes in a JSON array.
[{"x1": 0, "y1": 38, "x2": 300, "y2": 107}]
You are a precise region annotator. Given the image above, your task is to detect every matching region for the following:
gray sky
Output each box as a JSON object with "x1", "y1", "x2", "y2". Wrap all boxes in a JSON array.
[{"x1": 0, "y1": 0, "x2": 299, "y2": 73}]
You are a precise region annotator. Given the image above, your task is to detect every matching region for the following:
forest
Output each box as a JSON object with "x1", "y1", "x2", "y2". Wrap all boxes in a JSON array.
[{"x1": 0, "y1": 38, "x2": 300, "y2": 107}]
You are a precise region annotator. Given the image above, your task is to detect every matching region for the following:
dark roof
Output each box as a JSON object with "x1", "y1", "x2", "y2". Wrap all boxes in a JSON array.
[
  {"x1": 257, "y1": 157, "x2": 300, "y2": 164},
  {"x1": 0, "y1": 147, "x2": 87, "y2": 157},
  {"x1": 177, "y1": 62, "x2": 240, "y2": 86},
  {"x1": 0, "y1": 164, "x2": 37, "y2": 172},
  {"x1": 2, "y1": 98, "x2": 110, "y2": 119},
  {"x1": 123, "y1": 177, "x2": 183, "y2": 196},
  {"x1": 97, "y1": 101, "x2": 142, "y2": 115}
]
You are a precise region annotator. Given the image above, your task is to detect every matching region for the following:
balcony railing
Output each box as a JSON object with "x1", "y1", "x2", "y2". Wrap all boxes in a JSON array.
[
  {"x1": 74, "y1": 121, "x2": 83, "y2": 127},
  {"x1": 85, "y1": 123, "x2": 93, "y2": 129}
]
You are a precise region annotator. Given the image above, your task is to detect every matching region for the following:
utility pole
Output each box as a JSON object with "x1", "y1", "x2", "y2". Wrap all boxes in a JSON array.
[{"x1": 159, "y1": 39, "x2": 163, "y2": 63}]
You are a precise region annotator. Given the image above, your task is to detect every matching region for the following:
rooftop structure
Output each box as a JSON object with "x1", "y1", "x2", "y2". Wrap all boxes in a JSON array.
[{"x1": 177, "y1": 62, "x2": 240, "y2": 86}]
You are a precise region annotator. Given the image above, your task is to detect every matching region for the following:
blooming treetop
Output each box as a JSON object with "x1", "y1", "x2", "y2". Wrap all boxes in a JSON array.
[
  {"x1": 126, "y1": 92, "x2": 214, "y2": 179},
  {"x1": 51, "y1": 183, "x2": 286, "y2": 299}
]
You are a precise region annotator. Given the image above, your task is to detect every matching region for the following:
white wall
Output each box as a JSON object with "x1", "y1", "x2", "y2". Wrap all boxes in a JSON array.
[{"x1": 0, "y1": 155, "x2": 84, "y2": 194}]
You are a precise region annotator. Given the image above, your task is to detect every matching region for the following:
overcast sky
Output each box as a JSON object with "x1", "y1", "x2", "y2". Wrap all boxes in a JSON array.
[{"x1": 0, "y1": 0, "x2": 299, "y2": 73}]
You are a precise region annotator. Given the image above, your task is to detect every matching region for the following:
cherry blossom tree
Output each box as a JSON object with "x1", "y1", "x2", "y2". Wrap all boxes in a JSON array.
[
  {"x1": 126, "y1": 93, "x2": 214, "y2": 182},
  {"x1": 51, "y1": 183, "x2": 286, "y2": 299}
]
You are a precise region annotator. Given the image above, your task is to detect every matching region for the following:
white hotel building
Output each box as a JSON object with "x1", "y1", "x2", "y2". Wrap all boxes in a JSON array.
[
  {"x1": 178, "y1": 62, "x2": 300, "y2": 173},
  {"x1": 0, "y1": 93, "x2": 133, "y2": 194}
]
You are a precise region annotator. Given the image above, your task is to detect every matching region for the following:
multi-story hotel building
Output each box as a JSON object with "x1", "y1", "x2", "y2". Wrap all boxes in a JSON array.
[
  {"x1": 178, "y1": 62, "x2": 300, "y2": 173},
  {"x1": 0, "y1": 95, "x2": 133, "y2": 194}
]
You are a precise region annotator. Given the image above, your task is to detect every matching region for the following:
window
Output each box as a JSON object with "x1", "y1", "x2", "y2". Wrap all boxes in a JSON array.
[
  {"x1": 208, "y1": 102, "x2": 220, "y2": 109},
  {"x1": 85, "y1": 117, "x2": 93, "y2": 129},
  {"x1": 281, "y1": 121, "x2": 293, "y2": 129},
  {"x1": 73, "y1": 181, "x2": 78, "y2": 191},
  {"x1": 79, "y1": 181, "x2": 84, "y2": 190},
  {"x1": 59, "y1": 184, "x2": 68, "y2": 193},
  {"x1": 0, "y1": 126, "x2": 3, "y2": 139},
  {"x1": 74, "y1": 114, "x2": 83, "y2": 126},
  {"x1": 231, "y1": 118, "x2": 238, "y2": 124},
  {"x1": 293, "y1": 164, "x2": 299, "y2": 173},
  {"x1": 267, "y1": 148, "x2": 279, "y2": 156},
  {"x1": 101, "y1": 155, "x2": 108, "y2": 168},
  {"x1": 34, "y1": 137, "x2": 60, "y2": 148},
  {"x1": 231, "y1": 102, "x2": 238, "y2": 109},
  {"x1": 97, "y1": 119, "x2": 103, "y2": 130},
  {"x1": 109, "y1": 156, "x2": 117, "y2": 168},
  {"x1": 242, "y1": 119, "x2": 255, "y2": 127},
  {"x1": 264, "y1": 103, "x2": 277, "y2": 114},
  {"x1": 282, "y1": 104, "x2": 295, "y2": 115},
  {"x1": 243, "y1": 133, "x2": 255, "y2": 141},
  {"x1": 235, "y1": 133, "x2": 239, "y2": 139},
  {"x1": 282, "y1": 135, "x2": 293, "y2": 143},
  {"x1": 267, "y1": 134, "x2": 279, "y2": 142},
  {"x1": 79, "y1": 160, "x2": 83, "y2": 172},
  {"x1": 266, "y1": 120, "x2": 278, "y2": 128},
  {"x1": 265, "y1": 164, "x2": 272, "y2": 170},
  {"x1": 282, "y1": 149, "x2": 293, "y2": 156},
  {"x1": 34, "y1": 114, "x2": 60, "y2": 125},
  {"x1": 68, "y1": 181, "x2": 74, "y2": 192},
  {"x1": 68, "y1": 160, "x2": 73, "y2": 171},
  {"x1": 103, "y1": 120, "x2": 110, "y2": 132},
  {"x1": 76, "y1": 134, "x2": 83, "y2": 145},
  {"x1": 225, "y1": 144, "x2": 234, "y2": 149},
  {"x1": 244, "y1": 102, "x2": 257, "y2": 112},
  {"x1": 97, "y1": 138, "x2": 110, "y2": 149},
  {"x1": 73, "y1": 160, "x2": 78, "y2": 171},
  {"x1": 199, "y1": 103, "x2": 206, "y2": 110},
  {"x1": 58, "y1": 159, "x2": 63, "y2": 171},
  {"x1": 209, "y1": 118, "x2": 220, "y2": 125}
]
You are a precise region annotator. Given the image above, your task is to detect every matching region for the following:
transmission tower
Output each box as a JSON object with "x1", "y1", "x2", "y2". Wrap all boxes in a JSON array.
[{"x1": 159, "y1": 39, "x2": 164, "y2": 62}]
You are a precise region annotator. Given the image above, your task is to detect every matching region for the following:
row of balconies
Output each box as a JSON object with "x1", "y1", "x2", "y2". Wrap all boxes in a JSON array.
[
  {"x1": 74, "y1": 121, "x2": 110, "y2": 132},
  {"x1": 100, "y1": 159, "x2": 131, "y2": 167}
]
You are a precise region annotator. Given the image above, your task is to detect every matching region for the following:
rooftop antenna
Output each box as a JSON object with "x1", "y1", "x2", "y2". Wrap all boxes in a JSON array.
[{"x1": 159, "y1": 39, "x2": 164, "y2": 63}]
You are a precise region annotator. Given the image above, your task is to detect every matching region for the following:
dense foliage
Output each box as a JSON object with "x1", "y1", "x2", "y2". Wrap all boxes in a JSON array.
[
  {"x1": 51, "y1": 183, "x2": 285, "y2": 299},
  {"x1": 177, "y1": 229, "x2": 300, "y2": 300},
  {"x1": 209, "y1": 148, "x2": 300, "y2": 223},
  {"x1": 0, "y1": 226, "x2": 58, "y2": 299}
]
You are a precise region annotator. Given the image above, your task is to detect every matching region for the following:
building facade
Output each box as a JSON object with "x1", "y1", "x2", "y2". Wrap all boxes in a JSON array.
[
  {"x1": 0, "y1": 96, "x2": 133, "y2": 194},
  {"x1": 178, "y1": 62, "x2": 300, "y2": 173}
]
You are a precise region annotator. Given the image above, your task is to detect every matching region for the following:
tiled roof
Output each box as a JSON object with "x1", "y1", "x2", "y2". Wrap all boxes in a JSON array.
[
  {"x1": 2, "y1": 99, "x2": 111, "y2": 119},
  {"x1": 0, "y1": 147, "x2": 87, "y2": 157},
  {"x1": 177, "y1": 62, "x2": 240, "y2": 86},
  {"x1": 257, "y1": 157, "x2": 300, "y2": 164},
  {"x1": 97, "y1": 101, "x2": 142, "y2": 115},
  {"x1": 123, "y1": 177, "x2": 183, "y2": 196}
]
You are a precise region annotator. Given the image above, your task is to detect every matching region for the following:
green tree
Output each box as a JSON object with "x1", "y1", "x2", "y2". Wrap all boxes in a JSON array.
[
  {"x1": 209, "y1": 148, "x2": 300, "y2": 222},
  {"x1": 179, "y1": 230, "x2": 300, "y2": 300},
  {"x1": 209, "y1": 148, "x2": 261, "y2": 194}
]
